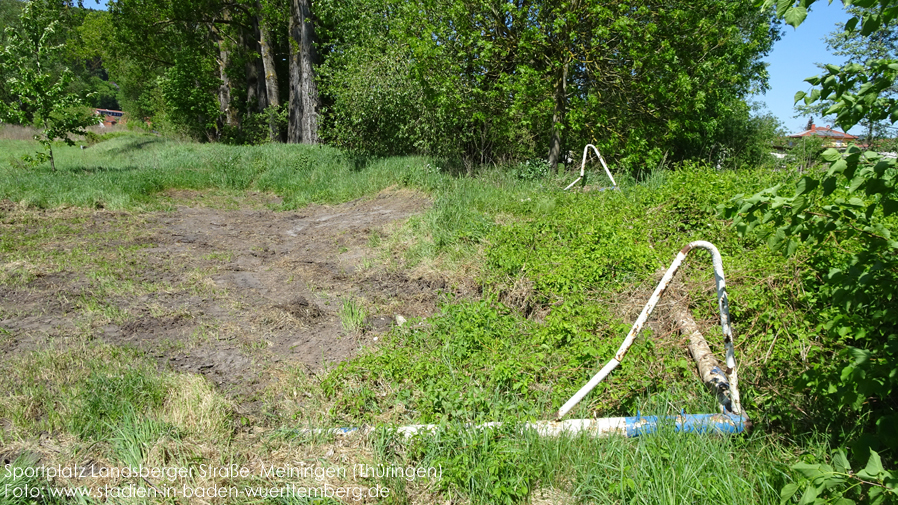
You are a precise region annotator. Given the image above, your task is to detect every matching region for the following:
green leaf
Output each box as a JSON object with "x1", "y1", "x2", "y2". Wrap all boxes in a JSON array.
[
  {"x1": 785, "y1": 238, "x2": 799, "y2": 256},
  {"x1": 821, "y1": 148, "x2": 842, "y2": 162},
  {"x1": 823, "y1": 176, "x2": 838, "y2": 196},
  {"x1": 784, "y1": 5, "x2": 808, "y2": 27},
  {"x1": 848, "y1": 174, "x2": 866, "y2": 193},
  {"x1": 792, "y1": 195, "x2": 809, "y2": 215},
  {"x1": 828, "y1": 159, "x2": 848, "y2": 175},
  {"x1": 882, "y1": 198, "x2": 898, "y2": 216},
  {"x1": 769, "y1": 227, "x2": 786, "y2": 252},
  {"x1": 862, "y1": 449, "x2": 886, "y2": 479},
  {"x1": 793, "y1": 462, "x2": 825, "y2": 481},
  {"x1": 865, "y1": 175, "x2": 890, "y2": 196},
  {"x1": 783, "y1": 5, "x2": 808, "y2": 28},
  {"x1": 776, "y1": 0, "x2": 793, "y2": 17},
  {"x1": 832, "y1": 450, "x2": 850, "y2": 473},
  {"x1": 780, "y1": 483, "x2": 800, "y2": 504},
  {"x1": 795, "y1": 176, "x2": 820, "y2": 196},
  {"x1": 797, "y1": 483, "x2": 818, "y2": 504},
  {"x1": 860, "y1": 14, "x2": 881, "y2": 36}
]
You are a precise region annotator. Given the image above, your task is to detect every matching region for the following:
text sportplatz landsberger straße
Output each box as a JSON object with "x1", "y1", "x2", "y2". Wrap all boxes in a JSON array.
[{"x1": 4, "y1": 462, "x2": 444, "y2": 482}]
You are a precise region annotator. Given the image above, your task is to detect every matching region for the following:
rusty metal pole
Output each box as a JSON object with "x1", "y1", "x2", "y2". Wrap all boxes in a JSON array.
[{"x1": 555, "y1": 241, "x2": 741, "y2": 420}]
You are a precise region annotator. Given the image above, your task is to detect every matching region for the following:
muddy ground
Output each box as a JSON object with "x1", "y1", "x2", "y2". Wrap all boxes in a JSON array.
[{"x1": 0, "y1": 189, "x2": 457, "y2": 412}]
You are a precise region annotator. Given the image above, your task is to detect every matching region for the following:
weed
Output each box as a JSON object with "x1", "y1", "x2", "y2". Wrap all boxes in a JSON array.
[
  {"x1": 202, "y1": 251, "x2": 233, "y2": 262},
  {"x1": 368, "y1": 230, "x2": 382, "y2": 248},
  {"x1": 110, "y1": 409, "x2": 180, "y2": 467},
  {"x1": 70, "y1": 369, "x2": 167, "y2": 440},
  {"x1": 339, "y1": 297, "x2": 367, "y2": 334}
]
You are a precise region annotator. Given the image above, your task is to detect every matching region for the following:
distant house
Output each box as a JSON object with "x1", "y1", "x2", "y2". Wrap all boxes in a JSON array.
[
  {"x1": 95, "y1": 109, "x2": 125, "y2": 127},
  {"x1": 788, "y1": 123, "x2": 857, "y2": 148}
]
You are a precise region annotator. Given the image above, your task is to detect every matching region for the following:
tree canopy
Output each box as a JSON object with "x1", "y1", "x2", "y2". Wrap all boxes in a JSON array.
[
  {"x1": 3, "y1": 0, "x2": 782, "y2": 170},
  {"x1": 318, "y1": 0, "x2": 780, "y2": 170}
]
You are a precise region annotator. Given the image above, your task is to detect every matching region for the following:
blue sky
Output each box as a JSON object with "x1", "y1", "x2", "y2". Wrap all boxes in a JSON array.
[{"x1": 753, "y1": 2, "x2": 859, "y2": 134}]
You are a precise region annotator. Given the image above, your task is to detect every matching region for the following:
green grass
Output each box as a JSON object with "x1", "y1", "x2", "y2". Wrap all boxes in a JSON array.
[
  {"x1": 1, "y1": 135, "x2": 440, "y2": 210},
  {"x1": 339, "y1": 297, "x2": 368, "y2": 334},
  {"x1": 374, "y1": 422, "x2": 787, "y2": 505},
  {"x1": 343, "y1": 387, "x2": 798, "y2": 505},
  {"x1": 0, "y1": 135, "x2": 877, "y2": 504},
  {"x1": 0, "y1": 455, "x2": 83, "y2": 504}
]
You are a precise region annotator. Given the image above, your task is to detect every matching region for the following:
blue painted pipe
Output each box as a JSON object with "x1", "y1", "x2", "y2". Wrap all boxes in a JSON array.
[{"x1": 624, "y1": 412, "x2": 749, "y2": 437}]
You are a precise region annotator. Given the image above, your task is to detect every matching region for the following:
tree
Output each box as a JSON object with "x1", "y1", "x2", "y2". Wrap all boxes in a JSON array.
[
  {"x1": 287, "y1": 0, "x2": 320, "y2": 144},
  {"x1": 0, "y1": 0, "x2": 23, "y2": 45},
  {"x1": 0, "y1": 0, "x2": 24, "y2": 107},
  {"x1": 723, "y1": 0, "x2": 898, "y2": 469},
  {"x1": 105, "y1": 0, "x2": 300, "y2": 143},
  {"x1": 257, "y1": 0, "x2": 282, "y2": 142},
  {"x1": 318, "y1": 0, "x2": 778, "y2": 170},
  {"x1": 0, "y1": 0, "x2": 98, "y2": 170},
  {"x1": 795, "y1": 5, "x2": 898, "y2": 143}
]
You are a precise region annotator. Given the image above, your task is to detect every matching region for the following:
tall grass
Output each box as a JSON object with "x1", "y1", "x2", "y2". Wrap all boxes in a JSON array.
[
  {"x1": 363, "y1": 389, "x2": 797, "y2": 505},
  {"x1": 1, "y1": 136, "x2": 441, "y2": 209},
  {"x1": 0, "y1": 124, "x2": 41, "y2": 141}
]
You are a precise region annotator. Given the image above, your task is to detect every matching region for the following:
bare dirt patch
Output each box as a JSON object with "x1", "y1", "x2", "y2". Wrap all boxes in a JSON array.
[{"x1": 0, "y1": 190, "x2": 455, "y2": 412}]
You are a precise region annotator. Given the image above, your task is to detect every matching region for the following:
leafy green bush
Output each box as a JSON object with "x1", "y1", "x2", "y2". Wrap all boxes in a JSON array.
[
  {"x1": 783, "y1": 449, "x2": 897, "y2": 504},
  {"x1": 723, "y1": 146, "x2": 898, "y2": 457},
  {"x1": 511, "y1": 159, "x2": 553, "y2": 181}
]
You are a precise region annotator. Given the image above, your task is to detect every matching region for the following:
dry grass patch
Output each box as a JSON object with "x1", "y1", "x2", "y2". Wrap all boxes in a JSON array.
[{"x1": 160, "y1": 374, "x2": 234, "y2": 441}]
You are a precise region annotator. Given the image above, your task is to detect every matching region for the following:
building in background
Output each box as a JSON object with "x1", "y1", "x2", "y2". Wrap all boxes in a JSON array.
[
  {"x1": 787, "y1": 123, "x2": 858, "y2": 148},
  {"x1": 95, "y1": 109, "x2": 125, "y2": 127}
]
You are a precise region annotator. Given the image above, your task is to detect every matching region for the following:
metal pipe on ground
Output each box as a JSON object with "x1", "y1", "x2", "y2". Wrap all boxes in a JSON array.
[
  {"x1": 555, "y1": 241, "x2": 741, "y2": 420},
  {"x1": 296, "y1": 412, "x2": 750, "y2": 439},
  {"x1": 296, "y1": 241, "x2": 748, "y2": 440}
]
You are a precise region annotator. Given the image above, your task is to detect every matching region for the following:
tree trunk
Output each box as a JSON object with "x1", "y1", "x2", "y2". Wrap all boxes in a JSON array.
[
  {"x1": 215, "y1": 29, "x2": 237, "y2": 130},
  {"x1": 298, "y1": 0, "x2": 320, "y2": 144},
  {"x1": 243, "y1": 18, "x2": 268, "y2": 114},
  {"x1": 258, "y1": 11, "x2": 280, "y2": 142},
  {"x1": 286, "y1": 6, "x2": 303, "y2": 143},
  {"x1": 547, "y1": 62, "x2": 567, "y2": 171},
  {"x1": 287, "y1": 0, "x2": 320, "y2": 144},
  {"x1": 248, "y1": 60, "x2": 268, "y2": 113}
]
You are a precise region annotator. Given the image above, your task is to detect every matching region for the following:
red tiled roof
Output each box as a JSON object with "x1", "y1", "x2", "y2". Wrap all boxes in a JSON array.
[{"x1": 788, "y1": 123, "x2": 857, "y2": 139}]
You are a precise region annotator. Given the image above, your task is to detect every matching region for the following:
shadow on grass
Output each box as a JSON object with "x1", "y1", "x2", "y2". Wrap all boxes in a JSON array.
[
  {"x1": 63, "y1": 165, "x2": 146, "y2": 175},
  {"x1": 100, "y1": 137, "x2": 165, "y2": 155},
  {"x1": 62, "y1": 165, "x2": 145, "y2": 175}
]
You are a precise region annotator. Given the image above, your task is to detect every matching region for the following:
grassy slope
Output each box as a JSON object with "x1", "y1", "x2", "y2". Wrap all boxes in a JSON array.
[{"x1": 0, "y1": 135, "x2": 832, "y2": 504}]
